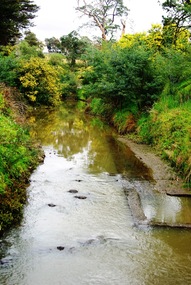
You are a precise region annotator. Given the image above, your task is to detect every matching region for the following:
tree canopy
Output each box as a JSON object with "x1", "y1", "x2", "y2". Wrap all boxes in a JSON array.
[
  {"x1": 60, "y1": 31, "x2": 89, "y2": 67},
  {"x1": 45, "y1": 37, "x2": 62, "y2": 53},
  {"x1": 162, "y1": 0, "x2": 191, "y2": 29},
  {"x1": 76, "y1": 0, "x2": 129, "y2": 40},
  {"x1": 24, "y1": 31, "x2": 43, "y2": 48},
  {"x1": 0, "y1": 0, "x2": 39, "y2": 46},
  {"x1": 161, "y1": 0, "x2": 191, "y2": 44}
]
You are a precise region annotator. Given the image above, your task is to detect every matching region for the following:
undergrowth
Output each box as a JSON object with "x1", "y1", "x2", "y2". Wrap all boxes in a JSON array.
[
  {"x1": 137, "y1": 97, "x2": 191, "y2": 184},
  {"x1": 0, "y1": 89, "x2": 43, "y2": 235}
]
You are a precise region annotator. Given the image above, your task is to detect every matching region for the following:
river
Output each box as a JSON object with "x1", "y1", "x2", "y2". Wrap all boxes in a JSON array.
[{"x1": 1, "y1": 101, "x2": 191, "y2": 285}]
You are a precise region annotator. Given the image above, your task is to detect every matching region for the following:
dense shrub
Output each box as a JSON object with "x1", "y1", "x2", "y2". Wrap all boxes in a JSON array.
[
  {"x1": 0, "y1": 53, "x2": 18, "y2": 86},
  {"x1": 0, "y1": 92, "x2": 43, "y2": 234},
  {"x1": 80, "y1": 43, "x2": 163, "y2": 115},
  {"x1": 18, "y1": 57, "x2": 62, "y2": 105}
]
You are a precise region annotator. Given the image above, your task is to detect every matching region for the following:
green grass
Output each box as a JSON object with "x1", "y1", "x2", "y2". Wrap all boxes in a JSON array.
[
  {"x1": 0, "y1": 93, "x2": 43, "y2": 234},
  {"x1": 138, "y1": 98, "x2": 191, "y2": 183}
]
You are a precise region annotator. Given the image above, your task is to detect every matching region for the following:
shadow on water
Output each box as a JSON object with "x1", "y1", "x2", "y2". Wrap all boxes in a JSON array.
[{"x1": 1, "y1": 101, "x2": 191, "y2": 285}]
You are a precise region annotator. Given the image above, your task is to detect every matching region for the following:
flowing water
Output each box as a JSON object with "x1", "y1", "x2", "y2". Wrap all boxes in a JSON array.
[{"x1": 1, "y1": 102, "x2": 191, "y2": 285}]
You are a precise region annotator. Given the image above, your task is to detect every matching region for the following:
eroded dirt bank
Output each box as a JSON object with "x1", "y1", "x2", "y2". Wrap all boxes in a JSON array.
[{"x1": 118, "y1": 137, "x2": 191, "y2": 196}]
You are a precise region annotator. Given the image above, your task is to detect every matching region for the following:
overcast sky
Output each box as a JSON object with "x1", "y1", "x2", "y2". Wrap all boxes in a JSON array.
[{"x1": 31, "y1": 0, "x2": 163, "y2": 42}]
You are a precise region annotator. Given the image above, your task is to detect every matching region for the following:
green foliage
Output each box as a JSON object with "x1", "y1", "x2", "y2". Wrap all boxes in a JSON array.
[
  {"x1": 89, "y1": 98, "x2": 106, "y2": 115},
  {"x1": 80, "y1": 43, "x2": 163, "y2": 113},
  {"x1": 0, "y1": 53, "x2": 18, "y2": 86},
  {"x1": 0, "y1": 93, "x2": 42, "y2": 233},
  {"x1": 15, "y1": 40, "x2": 45, "y2": 60},
  {"x1": 162, "y1": 0, "x2": 191, "y2": 32},
  {"x1": 18, "y1": 57, "x2": 62, "y2": 105},
  {"x1": 113, "y1": 109, "x2": 137, "y2": 134},
  {"x1": 47, "y1": 53, "x2": 79, "y2": 98},
  {"x1": 160, "y1": 1, "x2": 191, "y2": 48},
  {"x1": 154, "y1": 48, "x2": 189, "y2": 87},
  {"x1": 138, "y1": 100, "x2": 191, "y2": 182},
  {"x1": 48, "y1": 53, "x2": 66, "y2": 67},
  {"x1": 60, "y1": 69, "x2": 78, "y2": 98},
  {"x1": 0, "y1": 93, "x2": 5, "y2": 110},
  {"x1": 0, "y1": 115, "x2": 31, "y2": 181},
  {"x1": 24, "y1": 31, "x2": 43, "y2": 49},
  {"x1": 45, "y1": 37, "x2": 61, "y2": 53},
  {"x1": 0, "y1": 0, "x2": 39, "y2": 46},
  {"x1": 60, "y1": 31, "x2": 89, "y2": 67}
]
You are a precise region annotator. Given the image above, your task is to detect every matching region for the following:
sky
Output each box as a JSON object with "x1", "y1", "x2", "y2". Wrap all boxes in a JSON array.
[{"x1": 31, "y1": 0, "x2": 163, "y2": 42}]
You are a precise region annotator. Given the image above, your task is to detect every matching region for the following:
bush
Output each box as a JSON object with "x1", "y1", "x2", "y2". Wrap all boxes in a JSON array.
[
  {"x1": 60, "y1": 68, "x2": 78, "y2": 98},
  {"x1": 0, "y1": 53, "x2": 18, "y2": 86},
  {"x1": 0, "y1": 93, "x2": 42, "y2": 234},
  {"x1": 18, "y1": 57, "x2": 62, "y2": 105},
  {"x1": 112, "y1": 109, "x2": 137, "y2": 134},
  {"x1": 80, "y1": 43, "x2": 163, "y2": 113},
  {"x1": 138, "y1": 102, "x2": 191, "y2": 182}
]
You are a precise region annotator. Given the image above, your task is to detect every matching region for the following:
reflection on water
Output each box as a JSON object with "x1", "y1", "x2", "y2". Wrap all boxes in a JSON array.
[
  {"x1": 144, "y1": 194, "x2": 181, "y2": 222},
  {"x1": 1, "y1": 101, "x2": 191, "y2": 285},
  {"x1": 28, "y1": 102, "x2": 151, "y2": 178}
]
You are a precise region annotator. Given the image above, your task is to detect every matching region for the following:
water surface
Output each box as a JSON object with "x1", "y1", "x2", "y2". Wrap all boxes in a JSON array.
[{"x1": 1, "y1": 102, "x2": 191, "y2": 285}]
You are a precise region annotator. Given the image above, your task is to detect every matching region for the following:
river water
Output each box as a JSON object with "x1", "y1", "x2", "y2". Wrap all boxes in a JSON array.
[{"x1": 1, "y1": 102, "x2": 191, "y2": 285}]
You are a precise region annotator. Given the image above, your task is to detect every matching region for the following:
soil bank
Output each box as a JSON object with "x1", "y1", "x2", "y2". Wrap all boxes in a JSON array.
[{"x1": 118, "y1": 137, "x2": 191, "y2": 196}]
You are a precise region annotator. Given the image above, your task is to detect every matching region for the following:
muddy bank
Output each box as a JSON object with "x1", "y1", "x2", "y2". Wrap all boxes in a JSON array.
[{"x1": 118, "y1": 137, "x2": 191, "y2": 196}]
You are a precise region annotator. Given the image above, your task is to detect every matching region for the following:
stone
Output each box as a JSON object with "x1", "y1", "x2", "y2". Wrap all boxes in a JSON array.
[
  {"x1": 68, "y1": 189, "x2": 78, "y2": 194},
  {"x1": 48, "y1": 203, "x2": 56, "y2": 207},
  {"x1": 57, "y1": 246, "x2": 65, "y2": 251},
  {"x1": 74, "y1": 195, "x2": 87, "y2": 200}
]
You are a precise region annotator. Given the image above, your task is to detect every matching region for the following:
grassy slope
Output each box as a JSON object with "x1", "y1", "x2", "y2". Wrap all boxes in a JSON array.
[{"x1": 0, "y1": 85, "x2": 44, "y2": 235}]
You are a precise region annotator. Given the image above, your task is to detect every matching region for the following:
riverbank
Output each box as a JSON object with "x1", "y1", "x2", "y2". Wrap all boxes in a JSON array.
[
  {"x1": 119, "y1": 137, "x2": 191, "y2": 228},
  {"x1": 0, "y1": 86, "x2": 45, "y2": 236},
  {"x1": 118, "y1": 137, "x2": 191, "y2": 196}
]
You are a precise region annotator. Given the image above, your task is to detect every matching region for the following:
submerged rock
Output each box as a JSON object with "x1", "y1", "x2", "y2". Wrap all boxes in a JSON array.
[
  {"x1": 48, "y1": 203, "x2": 56, "y2": 207},
  {"x1": 68, "y1": 189, "x2": 78, "y2": 194},
  {"x1": 57, "y1": 246, "x2": 65, "y2": 251},
  {"x1": 74, "y1": 195, "x2": 87, "y2": 200},
  {"x1": 0, "y1": 257, "x2": 13, "y2": 265}
]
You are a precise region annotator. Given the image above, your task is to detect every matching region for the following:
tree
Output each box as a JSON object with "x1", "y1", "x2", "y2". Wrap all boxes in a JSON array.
[
  {"x1": 76, "y1": 0, "x2": 129, "y2": 40},
  {"x1": 161, "y1": 0, "x2": 191, "y2": 45},
  {"x1": 45, "y1": 37, "x2": 61, "y2": 53},
  {"x1": 60, "y1": 31, "x2": 89, "y2": 67},
  {"x1": 0, "y1": 0, "x2": 39, "y2": 46},
  {"x1": 15, "y1": 40, "x2": 45, "y2": 59},
  {"x1": 80, "y1": 43, "x2": 163, "y2": 112},
  {"x1": 24, "y1": 31, "x2": 43, "y2": 48}
]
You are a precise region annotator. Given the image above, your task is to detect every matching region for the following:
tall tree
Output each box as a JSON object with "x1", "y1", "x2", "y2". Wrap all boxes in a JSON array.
[
  {"x1": 24, "y1": 31, "x2": 42, "y2": 48},
  {"x1": 45, "y1": 37, "x2": 61, "y2": 53},
  {"x1": 76, "y1": 0, "x2": 129, "y2": 40},
  {"x1": 60, "y1": 31, "x2": 89, "y2": 67},
  {"x1": 0, "y1": 0, "x2": 39, "y2": 46},
  {"x1": 161, "y1": 0, "x2": 191, "y2": 44}
]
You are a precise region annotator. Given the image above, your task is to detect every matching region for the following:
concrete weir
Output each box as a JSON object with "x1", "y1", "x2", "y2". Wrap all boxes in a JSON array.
[{"x1": 125, "y1": 188, "x2": 191, "y2": 229}]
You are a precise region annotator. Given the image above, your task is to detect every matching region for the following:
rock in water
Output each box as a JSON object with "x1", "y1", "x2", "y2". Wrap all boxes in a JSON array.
[
  {"x1": 74, "y1": 195, "x2": 87, "y2": 200},
  {"x1": 57, "y1": 246, "x2": 65, "y2": 251},
  {"x1": 68, "y1": 189, "x2": 78, "y2": 194}
]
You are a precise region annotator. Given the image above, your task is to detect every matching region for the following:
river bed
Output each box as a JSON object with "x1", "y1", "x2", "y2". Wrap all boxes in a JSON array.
[{"x1": 1, "y1": 102, "x2": 191, "y2": 285}]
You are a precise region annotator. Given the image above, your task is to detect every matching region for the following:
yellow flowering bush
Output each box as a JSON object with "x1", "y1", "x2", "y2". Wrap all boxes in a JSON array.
[{"x1": 19, "y1": 57, "x2": 62, "y2": 105}]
